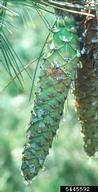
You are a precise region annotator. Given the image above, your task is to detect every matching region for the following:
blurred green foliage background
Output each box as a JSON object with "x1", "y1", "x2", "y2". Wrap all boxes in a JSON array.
[{"x1": 0, "y1": 3, "x2": 98, "y2": 192}]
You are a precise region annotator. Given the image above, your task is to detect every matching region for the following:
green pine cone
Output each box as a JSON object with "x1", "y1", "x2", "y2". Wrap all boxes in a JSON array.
[
  {"x1": 21, "y1": 12, "x2": 79, "y2": 181},
  {"x1": 75, "y1": 10, "x2": 98, "y2": 156}
]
